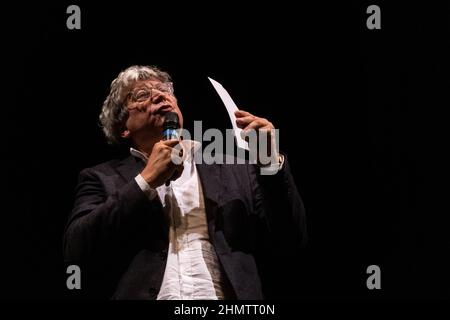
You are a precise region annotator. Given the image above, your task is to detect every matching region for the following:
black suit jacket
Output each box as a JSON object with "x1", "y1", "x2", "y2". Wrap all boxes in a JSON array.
[{"x1": 64, "y1": 154, "x2": 307, "y2": 299}]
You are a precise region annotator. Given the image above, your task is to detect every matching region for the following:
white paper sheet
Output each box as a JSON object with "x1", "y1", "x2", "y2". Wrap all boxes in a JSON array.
[{"x1": 208, "y1": 77, "x2": 248, "y2": 150}]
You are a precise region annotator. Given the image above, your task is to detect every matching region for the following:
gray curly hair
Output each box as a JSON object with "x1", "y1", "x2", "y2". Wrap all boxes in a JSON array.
[{"x1": 99, "y1": 65, "x2": 172, "y2": 145}]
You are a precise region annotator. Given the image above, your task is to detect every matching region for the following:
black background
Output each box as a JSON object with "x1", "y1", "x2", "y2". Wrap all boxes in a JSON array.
[{"x1": 2, "y1": 1, "x2": 449, "y2": 300}]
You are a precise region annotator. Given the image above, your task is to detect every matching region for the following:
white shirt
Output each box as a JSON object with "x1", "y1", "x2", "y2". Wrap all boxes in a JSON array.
[{"x1": 132, "y1": 141, "x2": 227, "y2": 300}]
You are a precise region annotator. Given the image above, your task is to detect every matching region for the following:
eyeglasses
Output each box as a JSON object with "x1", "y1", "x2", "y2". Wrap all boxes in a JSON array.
[{"x1": 127, "y1": 82, "x2": 174, "y2": 103}]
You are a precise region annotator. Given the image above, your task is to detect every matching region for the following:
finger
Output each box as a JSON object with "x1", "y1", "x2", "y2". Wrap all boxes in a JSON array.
[
  {"x1": 160, "y1": 139, "x2": 180, "y2": 147},
  {"x1": 243, "y1": 118, "x2": 269, "y2": 132},
  {"x1": 234, "y1": 110, "x2": 253, "y2": 118},
  {"x1": 235, "y1": 115, "x2": 256, "y2": 128},
  {"x1": 259, "y1": 125, "x2": 275, "y2": 133}
]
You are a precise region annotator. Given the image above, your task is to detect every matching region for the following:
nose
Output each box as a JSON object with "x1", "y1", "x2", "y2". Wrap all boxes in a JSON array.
[
  {"x1": 151, "y1": 90, "x2": 171, "y2": 104},
  {"x1": 150, "y1": 91, "x2": 173, "y2": 113}
]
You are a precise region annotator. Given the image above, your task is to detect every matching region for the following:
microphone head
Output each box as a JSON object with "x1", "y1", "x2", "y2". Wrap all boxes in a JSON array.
[
  {"x1": 163, "y1": 112, "x2": 179, "y2": 129},
  {"x1": 163, "y1": 112, "x2": 180, "y2": 140}
]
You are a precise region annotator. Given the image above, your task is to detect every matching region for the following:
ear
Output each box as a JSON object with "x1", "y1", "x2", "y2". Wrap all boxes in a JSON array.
[{"x1": 120, "y1": 128, "x2": 130, "y2": 139}]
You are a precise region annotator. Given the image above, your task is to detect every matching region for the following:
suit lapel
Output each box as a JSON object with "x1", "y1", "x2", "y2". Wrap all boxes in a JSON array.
[
  {"x1": 116, "y1": 155, "x2": 145, "y2": 182},
  {"x1": 196, "y1": 163, "x2": 223, "y2": 245}
]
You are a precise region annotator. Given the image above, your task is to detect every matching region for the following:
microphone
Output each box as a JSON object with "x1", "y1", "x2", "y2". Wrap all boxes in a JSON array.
[
  {"x1": 162, "y1": 112, "x2": 180, "y2": 141},
  {"x1": 163, "y1": 112, "x2": 180, "y2": 186}
]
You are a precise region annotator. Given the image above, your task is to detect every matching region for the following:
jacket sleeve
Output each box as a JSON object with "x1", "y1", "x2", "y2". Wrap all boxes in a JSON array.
[
  {"x1": 249, "y1": 154, "x2": 308, "y2": 253},
  {"x1": 63, "y1": 167, "x2": 164, "y2": 262}
]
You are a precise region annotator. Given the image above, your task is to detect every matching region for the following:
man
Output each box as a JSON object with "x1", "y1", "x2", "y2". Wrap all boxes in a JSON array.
[{"x1": 64, "y1": 65, "x2": 307, "y2": 299}]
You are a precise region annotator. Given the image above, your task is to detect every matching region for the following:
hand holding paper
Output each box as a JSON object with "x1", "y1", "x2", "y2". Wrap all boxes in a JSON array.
[{"x1": 208, "y1": 77, "x2": 281, "y2": 174}]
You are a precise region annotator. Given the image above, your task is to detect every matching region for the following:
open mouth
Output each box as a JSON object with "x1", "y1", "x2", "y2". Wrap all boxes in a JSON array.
[{"x1": 155, "y1": 104, "x2": 173, "y2": 115}]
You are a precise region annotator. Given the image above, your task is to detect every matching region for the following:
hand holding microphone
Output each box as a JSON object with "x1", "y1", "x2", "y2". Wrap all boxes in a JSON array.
[{"x1": 140, "y1": 112, "x2": 184, "y2": 188}]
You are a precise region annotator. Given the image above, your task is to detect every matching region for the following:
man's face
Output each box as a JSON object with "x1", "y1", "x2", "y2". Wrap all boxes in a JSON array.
[{"x1": 122, "y1": 78, "x2": 183, "y2": 142}]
